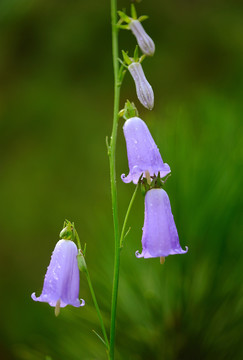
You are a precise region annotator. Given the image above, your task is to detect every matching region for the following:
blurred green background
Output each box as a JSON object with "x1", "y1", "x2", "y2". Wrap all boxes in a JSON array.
[{"x1": 0, "y1": 0, "x2": 242, "y2": 359}]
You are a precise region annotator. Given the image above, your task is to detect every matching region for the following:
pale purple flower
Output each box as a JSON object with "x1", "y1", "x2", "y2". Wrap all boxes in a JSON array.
[
  {"x1": 136, "y1": 188, "x2": 188, "y2": 258},
  {"x1": 129, "y1": 20, "x2": 155, "y2": 56},
  {"x1": 32, "y1": 239, "x2": 84, "y2": 309},
  {"x1": 121, "y1": 117, "x2": 171, "y2": 184},
  {"x1": 128, "y1": 62, "x2": 154, "y2": 110}
]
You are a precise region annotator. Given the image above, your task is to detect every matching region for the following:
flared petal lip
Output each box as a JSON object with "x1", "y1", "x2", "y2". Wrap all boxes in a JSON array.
[
  {"x1": 135, "y1": 246, "x2": 188, "y2": 259},
  {"x1": 121, "y1": 164, "x2": 171, "y2": 184},
  {"x1": 31, "y1": 292, "x2": 85, "y2": 308}
]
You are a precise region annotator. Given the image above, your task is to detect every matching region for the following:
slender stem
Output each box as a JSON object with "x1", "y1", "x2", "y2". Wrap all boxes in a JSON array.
[
  {"x1": 120, "y1": 185, "x2": 138, "y2": 248},
  {"x1": 109, "y1": 0, "x2": 121, "y2": 359},
  {"x1": 75, "y1": 225, "x2": 109, "y2": 354},
  {"x1": 85, "y1": 269, "x2": 110, "y2": 350}
]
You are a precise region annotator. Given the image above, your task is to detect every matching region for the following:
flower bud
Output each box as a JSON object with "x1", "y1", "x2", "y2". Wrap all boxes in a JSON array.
[
  {"x1": 128, "y1": 62, "x2": 154, "y2": 110},
  {"x1": 77, "y1": 249, "x2": 87, "y2": 273},
  {"x1": 129, "y1": 20, "x2": 155, "y2": 56},
  {"x1": 59, "y1": 225, "x2": 72, "y2": 240},
  {"x1": 136, "y1": 189, "x2": 188, "y2": 259}
]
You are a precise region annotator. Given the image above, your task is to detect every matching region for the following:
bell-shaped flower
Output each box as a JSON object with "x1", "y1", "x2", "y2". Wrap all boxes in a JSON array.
[
  {"x1": 121, "y1": 117, "x2": 171, "y2": 184},
  {"x1": 136, "y1": 188, "x2": 188, "y2": 259},
  {"x1": 128, "y1": 62, "x2": 154, "y2": 110},
  {"x1": 32, "y1": 239, "x2": 85, "y2": 312},
  {"x1": 129, "y1": 20, "x2": 155, "y2": 56}
]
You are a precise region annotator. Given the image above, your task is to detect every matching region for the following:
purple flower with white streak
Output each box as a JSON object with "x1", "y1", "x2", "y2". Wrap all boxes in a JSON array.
[
  {"x1": 128, "y1": 62, "x2": 154, "y2": 110},
  {"x1": 136, "y1": 188, "x2": 188, "y2": 259},
  {"x1": 121, "y1": 117, "x2": 171, "y2": 184},
  {"x1": 129, "y1": 20, "x2": 155, "y2": 56},
  {"x1": 32, "y1": 239, "x2": 84, "y2": 312}
]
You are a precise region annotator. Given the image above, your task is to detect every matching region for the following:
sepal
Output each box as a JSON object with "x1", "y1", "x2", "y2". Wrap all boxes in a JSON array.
[
  {"x1": 117, "y1": 10, "x2": 131, "y2": 24},
  {"x1": 122, "y1": 50, "x2": 132, "y2": 66},
  {"x1": 120, "y1": 100, "x2": 139, "y2": 120}
]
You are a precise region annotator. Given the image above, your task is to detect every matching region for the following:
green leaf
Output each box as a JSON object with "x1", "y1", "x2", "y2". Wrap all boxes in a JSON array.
[{"x1": 92, "y1": 330, "x2": 107, "y2": 347}]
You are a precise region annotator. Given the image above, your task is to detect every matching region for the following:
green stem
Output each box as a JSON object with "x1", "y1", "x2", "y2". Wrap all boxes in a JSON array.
[
  {"x1": 109, "y1": 0, "x2": 121, "y2": 359},
  {"x1": 75, "y1": 225, "x2": 109, "y2": 354},
  {"x1": 85, "y1": 269, "x2": 110, "y2": 351},
  {"x1": 120, "y1": 185, "x2": 138, "y2": 248}
]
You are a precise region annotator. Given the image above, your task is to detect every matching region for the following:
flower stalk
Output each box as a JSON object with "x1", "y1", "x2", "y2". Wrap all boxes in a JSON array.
[
  {"x1": 109, "y1": 0, "x2": 121, "y2": 358},
  {"x1": 120, "y1": 184, "x2": 139, "y2": 248},
  {"x1": 85, "y1": 267, "x2": 110, "y2": 351}
]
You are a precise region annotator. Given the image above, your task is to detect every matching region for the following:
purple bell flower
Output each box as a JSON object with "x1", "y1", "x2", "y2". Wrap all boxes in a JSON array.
[
  {"x1": 136, "y1": 188, "x2": 188, "y2": 259},
  {"x1": 128, "y1": 62, "x2": 154, "y2": 110},
  {"x1": 129, "y1": 20, "x2": 155, "y2": 56},
  {"x1": 32, "y1": 239, "x2": 85, "y2": 311},
  {"x1": 121, "y1": 117, "x2": 171, "y2": 184}
]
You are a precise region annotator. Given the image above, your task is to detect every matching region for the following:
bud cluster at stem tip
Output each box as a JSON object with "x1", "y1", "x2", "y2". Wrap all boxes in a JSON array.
[{"x1": 119, "y1": 4, "x2": 155, "y2": 110}]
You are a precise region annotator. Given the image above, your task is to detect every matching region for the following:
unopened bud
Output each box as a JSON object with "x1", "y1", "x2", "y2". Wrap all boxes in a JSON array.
[
  {"x1": 77, "y1": 250, "x2": 87, "y2": 273},
  {"x1": 129, "y1": 20, "x2": 155, "y2": 56},
  {"x1": 128, "y1": 62, "x2": 154, "y2": 110},
  {"x1": 59, "y1": 226, "x2": 72, "y2": 240}
]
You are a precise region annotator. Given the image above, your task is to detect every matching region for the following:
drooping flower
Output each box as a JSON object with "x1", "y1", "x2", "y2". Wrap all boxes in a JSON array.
[
  {"x1": 136, "y1": 188, "x2": 188, "y2": 259},
  {"x1": 121, "y1": 117, "x2": 171, "y2": 184},
  {"x1": 128, "y1": 62, "x2": 154, "y2": 110},
  {"x1": 129, "y1": 19, "x2": 155, "y2": 56},
  {"x1": 32, "y1": 239, "x2": 85, "y2": 312}
]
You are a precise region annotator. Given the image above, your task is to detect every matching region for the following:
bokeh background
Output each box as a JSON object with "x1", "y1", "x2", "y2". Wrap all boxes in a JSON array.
[{"x1": 0, "y1": 0, "x2": 242, "y2": 359}]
